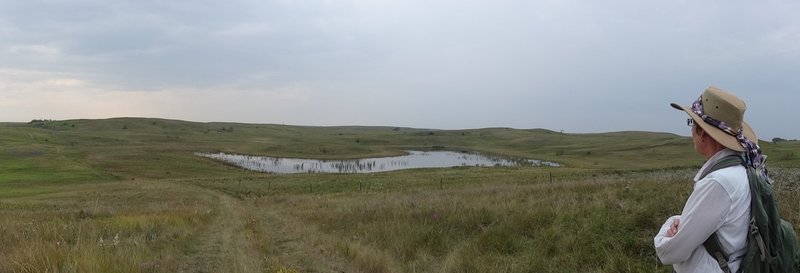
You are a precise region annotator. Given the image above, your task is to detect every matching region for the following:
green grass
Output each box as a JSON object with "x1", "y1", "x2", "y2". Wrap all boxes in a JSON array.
[
  {"x1": 185, "y1": 167, "x2": 799, "y2": 273},
  {"x1": 0, "y1": 181, "x2": 217, "y2": 273},
  {"x1": 3, "y1": 118, "x2": 799, "y2": 183},
  {"x1": 0, "y1": 118, "x2": 690, "y2": 183},
  {"x1": 1, "y1": 118, "x2": 799, "y2": 272}
]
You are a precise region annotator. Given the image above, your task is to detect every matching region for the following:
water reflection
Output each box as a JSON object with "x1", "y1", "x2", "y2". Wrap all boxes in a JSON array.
[{"x1": 195, "y1": 151, "x2": 559, "y2": 174}]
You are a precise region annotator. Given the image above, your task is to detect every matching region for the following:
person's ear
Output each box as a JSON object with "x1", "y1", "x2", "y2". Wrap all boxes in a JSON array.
[{"x1": 695, "y1": 126, "x2": 710, "y2": 142}]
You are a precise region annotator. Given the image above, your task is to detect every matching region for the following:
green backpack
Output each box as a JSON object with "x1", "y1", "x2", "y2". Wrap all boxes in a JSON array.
[{"x1": 701, "y1": 155, "x2": 800, "y2": 273}]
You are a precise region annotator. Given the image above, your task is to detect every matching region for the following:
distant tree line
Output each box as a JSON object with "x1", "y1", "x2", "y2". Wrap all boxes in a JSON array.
[
  {"x1": 28, "y1": 119, "x2": 55, "y2": 128},
  {"x1": 772, "y1": 137, "x2": 799, "y2": 143},
  {"x1": 29, "y1": 119, "x2": 78, "y2": 128}
]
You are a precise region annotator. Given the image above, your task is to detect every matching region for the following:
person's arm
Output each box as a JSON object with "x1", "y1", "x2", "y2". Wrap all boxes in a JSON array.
[
  {"x1": 654, "y1": 178, "x2": 732, "y2": 264},
  {"x1": 655, "y1": 215, "x2": 681, "y2": 245}
]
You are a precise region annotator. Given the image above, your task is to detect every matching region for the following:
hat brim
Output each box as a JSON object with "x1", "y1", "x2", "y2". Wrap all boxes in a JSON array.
[{"x1": 671, "y1": 103, "x2": 757, "y2": 152}]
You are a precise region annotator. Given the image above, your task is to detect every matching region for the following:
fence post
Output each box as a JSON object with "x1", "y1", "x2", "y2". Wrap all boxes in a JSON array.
[
  {"x1": 440, "y1": 178, "x2": 443, "y2": 190},
  {"x1": 549, "y1": 172, "x2": 552, "y2": 183}
]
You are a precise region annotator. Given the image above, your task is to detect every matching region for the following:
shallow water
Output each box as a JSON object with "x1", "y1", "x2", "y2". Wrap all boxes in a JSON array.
[{"x1": 195, "y1": 150, "x2": 559, "y2": 174}]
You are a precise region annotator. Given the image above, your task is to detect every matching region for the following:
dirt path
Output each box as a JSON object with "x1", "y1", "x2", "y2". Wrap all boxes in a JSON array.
[
  {"x1": 174, "y1": 181, "x2": 353, "y2": 273},
  {"x1": 251, "y1": 197, "x2": 353, "y2": 273},
  {"x1": 178, "y1": 184, "x2": 263, "y2": 273}
]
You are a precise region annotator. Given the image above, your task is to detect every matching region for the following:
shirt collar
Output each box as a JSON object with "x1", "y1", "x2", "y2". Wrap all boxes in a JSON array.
[{"x1": 694, "y1": 148, "x2": 741, "y2": 182}]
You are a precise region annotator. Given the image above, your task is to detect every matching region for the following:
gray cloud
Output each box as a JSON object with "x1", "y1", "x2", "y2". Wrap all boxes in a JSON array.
[{"x1": 1, "y1": 0, "x2": 799, "y2": 139}]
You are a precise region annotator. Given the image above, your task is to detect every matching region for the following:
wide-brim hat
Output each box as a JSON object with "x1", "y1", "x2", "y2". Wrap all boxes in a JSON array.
[{"x1": 671, "y1": 86, "x2": 757, "y2": 152}]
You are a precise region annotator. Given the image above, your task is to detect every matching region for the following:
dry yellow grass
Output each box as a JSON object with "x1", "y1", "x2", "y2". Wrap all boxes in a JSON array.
[
  {"x1": 3, "y1": 167, "x2": 798, "y2": 272},
  {"x1": 3, "y1": 119, "x2": 799, "y2": 272},
  {"x1": 0, "y1": 181, "x2": 241, "y2": 273}
]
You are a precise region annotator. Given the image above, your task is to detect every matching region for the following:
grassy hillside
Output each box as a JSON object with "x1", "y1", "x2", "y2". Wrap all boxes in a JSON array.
[
  {"x1": 6, "y1": 117, "x2": 798, "y2": 184},
  {"x1": 1, "y1": 118, "x2": 799, "y2": 273}
]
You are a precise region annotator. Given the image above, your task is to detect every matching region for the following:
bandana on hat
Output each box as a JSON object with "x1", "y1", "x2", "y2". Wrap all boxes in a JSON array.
[{"x1": 691, "y1": 97, "x2": 770, "y2": 181}]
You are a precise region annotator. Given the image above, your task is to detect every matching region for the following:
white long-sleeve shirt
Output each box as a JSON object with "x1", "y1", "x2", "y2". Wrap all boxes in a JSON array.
[{"x1": 654, "y1": 149, "x2": 751, "y2": 273}]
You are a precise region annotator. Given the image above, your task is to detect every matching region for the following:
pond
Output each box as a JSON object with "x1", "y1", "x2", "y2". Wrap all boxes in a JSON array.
[{"x1": 195, "y1": 150, "x2": 560, "y2": 174}]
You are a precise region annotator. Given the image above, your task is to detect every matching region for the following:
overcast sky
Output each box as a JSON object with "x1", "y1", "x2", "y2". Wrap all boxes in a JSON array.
[{"x1": 1, "y1": 0, "x2": 799, "y2": 139}]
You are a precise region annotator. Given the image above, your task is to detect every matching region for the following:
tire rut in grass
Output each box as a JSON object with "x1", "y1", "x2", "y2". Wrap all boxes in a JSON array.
[{"x1": 179, "y1": 185, "x2": 263, "y2": 273}]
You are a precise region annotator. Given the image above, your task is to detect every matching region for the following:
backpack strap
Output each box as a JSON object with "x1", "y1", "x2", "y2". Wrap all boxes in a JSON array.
[
  {"x1": 701, "y1": 154, "x2": 746, "y2": 273},
  {"x1": 698, "y1": 154, "x2": 744, "y2": 181},
  {"x1": 705, "y1": 233, "x2": 733, "y2": 273}
]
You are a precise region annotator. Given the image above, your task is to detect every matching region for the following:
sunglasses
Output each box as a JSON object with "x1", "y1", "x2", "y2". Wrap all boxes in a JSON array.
[{"x1": 687, "y1": 118, "x2": 694, "y2": 127}]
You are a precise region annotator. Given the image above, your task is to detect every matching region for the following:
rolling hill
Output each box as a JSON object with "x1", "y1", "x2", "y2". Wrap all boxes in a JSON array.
[{"x1": 2, "y1": 117, "x2": 798, "y2": 184}]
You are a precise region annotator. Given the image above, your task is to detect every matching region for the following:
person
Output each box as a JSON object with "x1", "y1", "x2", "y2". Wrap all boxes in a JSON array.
[{"x1": 654, "y1": 86, "x2": 769, "y2": 273}]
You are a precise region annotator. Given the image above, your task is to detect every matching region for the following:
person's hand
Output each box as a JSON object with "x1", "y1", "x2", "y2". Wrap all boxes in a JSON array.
[{"x1": 667, "y1": 218, "x2": 680, "y2": 237}]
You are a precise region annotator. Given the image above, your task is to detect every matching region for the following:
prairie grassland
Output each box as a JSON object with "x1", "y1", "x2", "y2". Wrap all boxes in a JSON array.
[
  {"x1": 3, "y1": 118, "x2": 800, "y2": 273},
  {"x1": 4, "y1": 118, "x2": 799, "y2": 184},
  {"x1": 185, "y1": 167, "x2": 800, "y2": 273},
  {"x1": 0, "y1": 181, "x2": 220, "y2": 273},
  {"x1": 2, "y1": 168, "x2": 799, "y2": 272}
]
